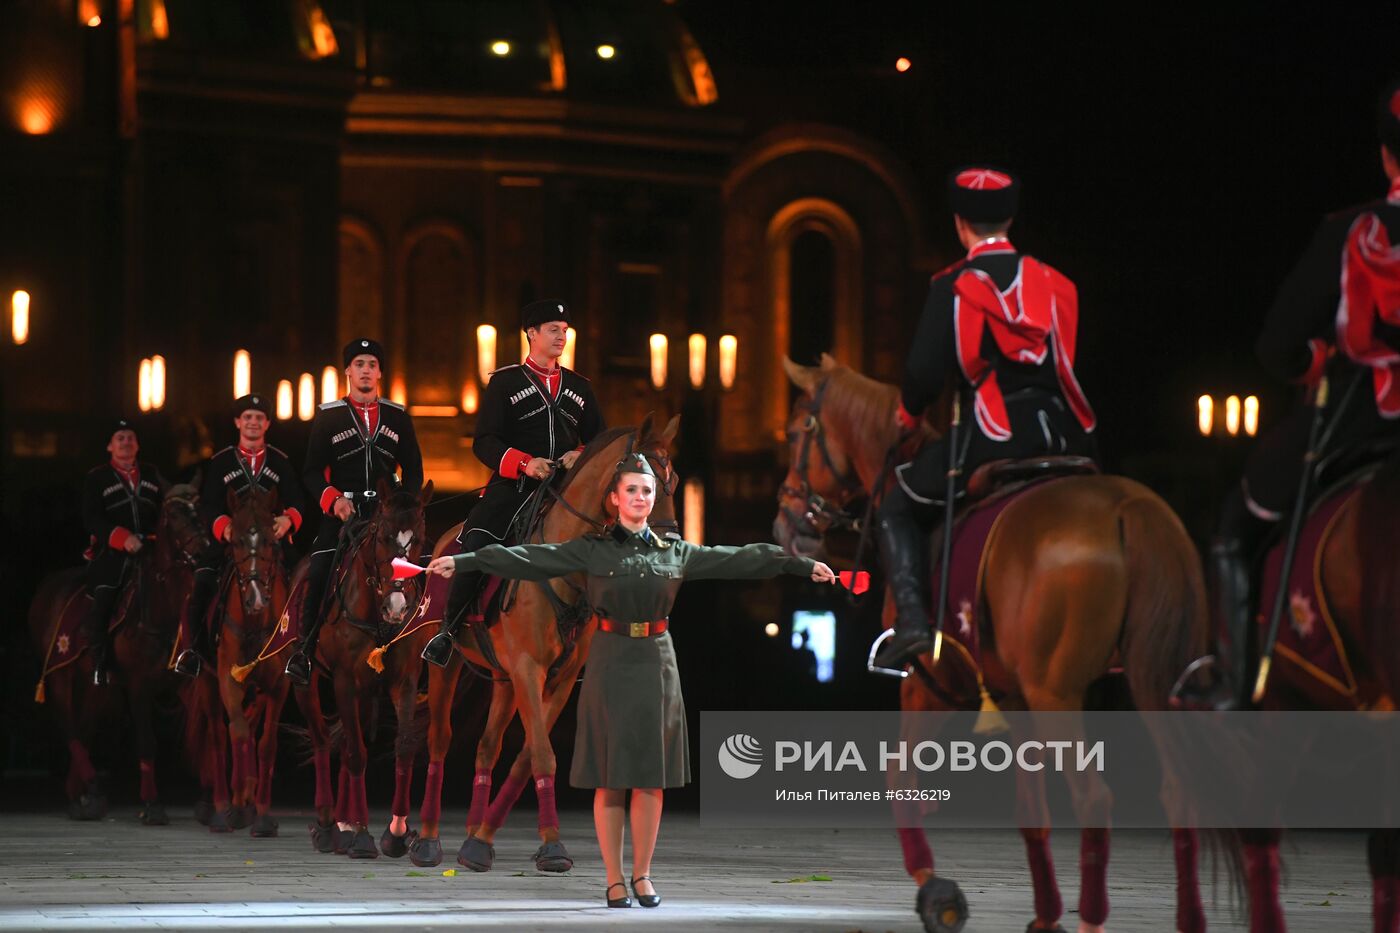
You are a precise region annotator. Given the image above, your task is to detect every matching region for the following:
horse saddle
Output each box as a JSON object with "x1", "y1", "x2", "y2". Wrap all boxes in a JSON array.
[{"x1": 965, "y1": 455, "x2": 1098, "y2": 501}]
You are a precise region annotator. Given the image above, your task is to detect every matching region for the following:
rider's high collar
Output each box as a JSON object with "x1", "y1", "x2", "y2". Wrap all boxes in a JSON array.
[{"x1": 967, "y1": 236, "x2": 1015, "y2": 259}]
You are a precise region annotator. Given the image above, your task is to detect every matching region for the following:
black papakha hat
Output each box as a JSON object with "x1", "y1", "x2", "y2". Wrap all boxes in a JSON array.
[
  {"x1": 948, "y1": 166, "x2": 1020, "y2": 223},
  {"x1": 521, "y1": 299, "x2": 571, "y2": 332},
  {"x1": 343, "y1": 337, "x2": 385, "y2": 369},
  {"x1": 232, "y1": 393, "x2": 271, "y2": 420},
  {"x1": 109, "y1": 418, "x2": 137, "y2": 442}
]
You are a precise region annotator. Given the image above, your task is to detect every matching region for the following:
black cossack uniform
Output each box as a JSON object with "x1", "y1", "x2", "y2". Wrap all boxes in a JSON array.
[{"x1": 82, "y1": 463, "x2": 166, "y2": 592}]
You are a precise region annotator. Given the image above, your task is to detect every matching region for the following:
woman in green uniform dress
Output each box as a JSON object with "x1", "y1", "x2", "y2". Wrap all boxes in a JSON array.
[{"x1": 427, "y1": 453, "x2": 836, "y2": 908}]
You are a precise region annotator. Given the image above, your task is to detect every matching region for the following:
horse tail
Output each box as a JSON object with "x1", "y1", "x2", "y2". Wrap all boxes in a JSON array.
[
  {"x1": 1357, "y1": 455, "x2": 1400, "y2": 702},
  {"x1": 1116, "y1": 491, "x2": 1208, "y2": 711}
]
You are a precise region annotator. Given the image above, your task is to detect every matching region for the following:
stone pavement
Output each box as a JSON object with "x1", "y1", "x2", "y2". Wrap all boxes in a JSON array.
[{"x1": 0, "y1": 808, "x2": 1374, "y2": 931}]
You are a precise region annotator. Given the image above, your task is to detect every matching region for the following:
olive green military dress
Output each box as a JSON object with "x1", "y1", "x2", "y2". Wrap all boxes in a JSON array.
[{"x1": 451, "y1": 526, "x2": 814, "y2": 789}]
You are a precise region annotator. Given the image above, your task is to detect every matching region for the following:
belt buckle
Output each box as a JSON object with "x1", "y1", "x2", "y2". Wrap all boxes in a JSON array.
[{"x1": 629, "y1": 621, "x2": 647, "y2": 638}]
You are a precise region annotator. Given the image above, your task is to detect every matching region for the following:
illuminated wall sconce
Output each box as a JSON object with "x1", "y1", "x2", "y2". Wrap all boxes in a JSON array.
[
  {"x1": 718, "y1": 334, "x2": 737, "y2": 390},
  {"x1": 461, "y1": 379, "x2": 479, "y2": 414},
  {"x1": 649, "y1": 334, "x2": 668, "y2": 390},
  {"x1": 1225, "y1": 395, "x2": 1241, "y2": 436},
  {"x1": 79, "y1": 0, "x2": 100, "y2": 26},
  {"x1": 1199, "y1": 393, "x2": 1261, "y2": 437},
  {"x1": 150, "y1": 355, "x2": 165, "y2": 411},
  {"x1": 298, "y1": 373, "x2": 315, "y2": 421},
  {"x1": 233, "y1": 349, "x2": 251, "y2": 398},
  {"x1": 895, "y1": 56, "x2": 912, "y2": 72},
  {"x1": 11, "y1": 290, "x2": 30, "y2": 345},
  {"x1": 1243, "y1": 395, "x2": 1259, "y2": 437},
  {"x1": 688, "y1": 334, "x2": 706, "y2": 389},
  {"x1": 276, "y1": 380, "x2": 293, "y2": 420},
  {"x1": 390, "y1": 373, "x2": 407, "y2": 406},
  {"x1": 596, "y1": 44, "x2": 616, "y2": 60},
  {"x1": 683, "y1": 477, "x2": 704, "y2": 544},
  {"x1": 477, "y1": 324, "x2": 497, "y2": 382},
  {"x1": 763, "y1": 622, "x2": 780, "y2": 637},
  {"x1": 138, "y1": 358, "x2": 153, "y2": 412},
  {"x1": 1197, "y1": 395, "x2": 1213, "y2": 437},
  {"x1": 490, "y1": 39, "x2": 511, "y2": 56},
  {"x1": 560, "y1": 326, "x2": 577, "y2": 370},
  {"x1": 321, "y1": 365, "x2": 339, "y2": 404}
]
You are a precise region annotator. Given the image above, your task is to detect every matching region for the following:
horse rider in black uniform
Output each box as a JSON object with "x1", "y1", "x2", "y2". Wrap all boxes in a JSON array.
[
  {"x1": 81, "y1": 419, "x2": 167, "y2": 685},
  {"x1": 283, "y1": 338, "x2": 424, "y2": 686},
  {"x1": 1208, "y1": 82, "x2": 1400, "y2": 700},
  {"x1": 872, "y1": 167, "x2": 1099, "y2": 670},
  {"x1": 421, "y1": 300, "x2": 604, "y2": 667},
  {"x1": 173, "y1": 394, "x2": 307, "y2": 677}
]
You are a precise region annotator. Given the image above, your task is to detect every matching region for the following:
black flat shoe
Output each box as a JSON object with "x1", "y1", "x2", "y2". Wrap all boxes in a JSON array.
[
  {"x1": 606, "y1": 881, "x2": 632, "y2": 908},
  {"x1": 631, "y1": 875, "x2": 661, "y2": 908}
]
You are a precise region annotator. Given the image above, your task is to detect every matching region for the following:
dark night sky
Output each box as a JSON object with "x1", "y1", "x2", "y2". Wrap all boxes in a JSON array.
[{"x1": 680, "y1": 1, "x2": 1400, "y2": 472}]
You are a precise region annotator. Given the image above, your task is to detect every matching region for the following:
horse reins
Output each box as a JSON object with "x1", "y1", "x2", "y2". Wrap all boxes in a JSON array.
[{"x1": 778, "y1": 380, "x2": 866, "y2": 537}]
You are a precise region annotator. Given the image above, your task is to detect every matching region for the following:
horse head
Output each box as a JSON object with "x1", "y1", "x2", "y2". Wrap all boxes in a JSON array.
[
  {"x1": 161, "y1": 483, "x2": 213, "y2": 566},
  {"x1": 366, "y1": 479, "x2": 433, "y2": 625},
  {"x1": 227, "y1": 485, "x2": 280, "y2": 616}
]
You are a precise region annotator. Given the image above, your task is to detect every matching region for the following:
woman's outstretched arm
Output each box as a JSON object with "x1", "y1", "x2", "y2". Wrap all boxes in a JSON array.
[{"x1": 427, "y1": 536, "x2": 592, "y2": 582}]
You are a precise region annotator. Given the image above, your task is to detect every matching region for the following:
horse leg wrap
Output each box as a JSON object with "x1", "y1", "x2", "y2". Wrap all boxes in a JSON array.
[
  {"x1": 1373, "y1": 877, "x2": 1400, "y2": 933},
  {"x1": 334, "y1": 763, "x2": 350, "y2": 824},
  {"x1": 313, "y1": 750, "x2": 333, "y2": 810},
  {"x1": 234, "y1": 738, "x2": 255, "y2": 796},
  {"x1": 392, "y1": 758, "x2": 412, "y2": 818},
  {"x1": 139, "y1": 759, "x2": 158, "y2": 804},
  {"x1": 1021, "y1": 828, "x2": 1064, "y2": 925},
  {"x1": 1173, "y1": 828, "x2": 1206, "y2": 933},
  {"x1": 534, "y1": 775, "x2": 559, "y2": 832},
  {"x1": 1243, "y1": 838, "x2": 1284, "y2": 930},
  {"x1": 68, "y1": 740, "x2": 97, "y2": 785},
  {"x1": 896, "y1": 827, "x2": 933, "y2": 875},
  {"x1": 210, "y1": 742, "x2": 229, "y2": 807},
  {"x1": 420, "y1": 761, "x2": 444, "y2": 826},
  {"x1": 1078, "y1": 828, "x2": 1110, "y2": 926},
  {"x1": 465, "y1": 768, "x2": 490, "y2": 829},
  {"x1": 348, "y1": 772, "x2": 369, "y2": 827},
  {"x1": 483, "y1": 774, "x2": 528, "y2": 831},
  {"x1": 256, "y1": 751, "x2": 275, "y2": 810}
]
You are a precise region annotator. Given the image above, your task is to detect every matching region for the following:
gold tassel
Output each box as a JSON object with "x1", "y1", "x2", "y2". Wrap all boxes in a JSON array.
[
  {"x1": 366, "y1": 646, "x2": 386, "y2": 673},
  {"x1": 230, "y1": 660, "x2": 258, "y2": 683},
  {"x1": 973, "y1": 683, "x2": 1010, "y2": 735},
  {"x1": 34, "y1": 680, "x2": 46, "y2": 704}
]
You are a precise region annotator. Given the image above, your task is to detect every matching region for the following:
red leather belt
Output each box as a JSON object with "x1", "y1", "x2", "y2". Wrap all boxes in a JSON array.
[{"x1": 597, "y1": 617, "x2": 668, "y2": 638}]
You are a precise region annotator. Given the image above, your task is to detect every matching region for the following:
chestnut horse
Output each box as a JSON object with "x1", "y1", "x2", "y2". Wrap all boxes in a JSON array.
[
  {"x1": 775, "y1": 356, "x2": 1221, "y2": 933},
  {"x1": 185, "y1": 485, "x2": 293, "y2": 836},
  {"x1": 28, "y1": 483, "x2": 211, "y2": 823},
  {"x1": 407, "y1": 416, "x2": 680, "y2": 872},
  {"x1": 1214, "y1": 454, "x2": 1400, "y2": 933},
  {"x1": 298, "y1": 479, "x2": 434, "y2": 859}
]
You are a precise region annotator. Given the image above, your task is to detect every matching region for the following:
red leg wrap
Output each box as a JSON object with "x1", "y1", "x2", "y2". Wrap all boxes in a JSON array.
[
  {"x1": 1244, "y1": 840, "x2": 1285, "y2": 932},
  {"x1": 1174, "y1": 828, "x2": 1206, "y2": 933},
  {"x1": 348, "y1": 772, "x2": 369, "y2": 827},
  {"x1": 896, "y1": 827, "x2": 934, "y2": 875},
  {"x1": 139, "y1": 758, "x2": 157, "y2": 803},
  {"x1": 392, "y1": 757, "x2": 412, "y2": 818},
  {"x1": 484, "y1": 774, "x2": 528, "y2": 830},
  {"x1": 1374, "y1": 877, "x2": 1399, "y2": 933},
  {"x1": 1022, "y1": 828, "x2": 1064, "y2": 925},
  {"x1": 466, "y1": 768, "x2": 490, "y2": 829},
  {"x1": 334, "y1": 762, "x2": 349, "y2": 823},
  {"x1": 534, "y1": 775, "x2": 558, "y2": 831},
  {"x1": 1078, "y1": 828, "x2": 1110, "y2": 926},
  {"x1": 68, "y1": 739, "x2": 97, "y2": 785},
  {"x1": 313, "y1": 749, "x2": 333, "y2": 810},
  {"x1": 420, "y1": 761, "x2": 444, "y2": 826}
]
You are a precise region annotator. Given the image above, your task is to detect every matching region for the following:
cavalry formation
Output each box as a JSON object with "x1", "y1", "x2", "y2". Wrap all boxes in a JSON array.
[{"x1": 22, "y1": 85, "x2": 1400, "y2": 933}]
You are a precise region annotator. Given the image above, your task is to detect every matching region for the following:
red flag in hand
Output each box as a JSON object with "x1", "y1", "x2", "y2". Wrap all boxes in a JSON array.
[
  {"x1": 838, "y1": 570, "x2": 870, "y2": 594},
  {"x1": 391, "y1": 557, "x2": 426, "y2": 580}
]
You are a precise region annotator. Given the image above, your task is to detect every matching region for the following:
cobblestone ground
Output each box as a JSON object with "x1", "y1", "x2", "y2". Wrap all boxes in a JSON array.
[{"x1": 0, "y1": 808, "x2": 1373, "y2": 931}]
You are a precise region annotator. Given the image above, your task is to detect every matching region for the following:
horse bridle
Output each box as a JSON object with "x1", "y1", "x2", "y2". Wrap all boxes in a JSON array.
[
  {"x1": 161, "y1": 493, "x2": 212, "y2": 571},
  {"x1": 228, "y1": 517, "x2": 282, "y2": 611},
  {"x1": 778, "y1": 379, "x2": 865, "y2": 536},
  {"x1": 335, "y1": 504, "x2": 426, "y2": 633}
]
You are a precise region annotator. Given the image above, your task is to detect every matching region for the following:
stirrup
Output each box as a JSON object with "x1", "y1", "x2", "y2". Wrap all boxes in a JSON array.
[
  {"x1": 173, "y1": 649, "x2": 202, "y2": 678},
  {"x1": 420, "y1": 631, "x2": 457, "y2": 668},
  {"x1": 284, "y1": 650, "x2": 312, "y2": 686},
  {"x1": 867, "y1": 629, "x2": 911, "y2": 679}
]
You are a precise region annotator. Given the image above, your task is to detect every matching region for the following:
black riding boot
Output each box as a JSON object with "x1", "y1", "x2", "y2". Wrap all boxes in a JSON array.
[
  {"x1": 174, "y1": 569, "x2": 219, "y2": 677},
  {"x1": 421, "y1": 570, "x2": 481, "y2": 668},
  {"x1": 284, "y1": 569, "x2": 330, "y2": 687},
  {"x1": 871, "y1": 510, "x2": 932, "y2": 670},
  {"x1": 85, "y1": 587, "x2": 119, "y2": 686}
]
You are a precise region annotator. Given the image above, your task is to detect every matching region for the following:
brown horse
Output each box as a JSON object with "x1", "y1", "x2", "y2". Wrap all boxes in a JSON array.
[
  {"x1": 185, "y1": 485, "x2": 293, "y2": 836},
  {"x1": 28, "y1": 483, "x2": 212, "y2": 823},
  {"x1": 297, "y1": 479, "x2": 434, "y2": 859},
  {"x1": 775, "y1": 355, "x2": 1219, "y2": 933},
  {"x1": 407, "y1": 416, "x2": 680, "y2": 872},
  {"x1": 1210, "y1": 454, "x2": 1400, "y2": 933}
]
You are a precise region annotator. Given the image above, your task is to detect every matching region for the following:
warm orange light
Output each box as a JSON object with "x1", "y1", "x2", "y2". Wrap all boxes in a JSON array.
[
  {"x1": 1244, "y1": 395, "x2": 1259, "y2": 437},
  {"x1": 764, "y1": 622, "x2": 780, "y2": 638},
  {"x1": 321, "y1": 365, "x2": 339, "y2": 404},
  {"x1": 718, "y1": 334, "x2": 738, "y2": 390},
  {"x1": 409, "y1": 405, "x2": 460, "y2": 418},
  {"x1": 461, "y1": 379, "x2": 479, "y2": 414},
  {"x1": 683, "y1": 478, "x2": 704, "y2": 545},
  {"x1": 520, "y1": 329, "x2": 530, "y2": 363},
  {"x1": 149, "y1": 0, "x2": 169, "y2": 39},
  {"x1": 688, "y1": 334, "x2": 707, "y2": 389},
  {"x1": 276, "y1": 380, "x2": 293, "y2": 420},
  {"x1": 1225, "y1": 395, "x2": 1241, "y2": 436},
  {"x1": 596, "y1": 44, "x2": 616, "y2": 60},
  {"x1": 490, "y1": 40, "x2": 511, "y2": 56},
  {"x1": 233, "y1": 349, "x2": 251, "y2": 398},
  {"x1": 649, "y1": 334, "x2": 668, "y2": 390},
  {"x1": 138, "y1": 358, "x2": 153, "y2": 412},
  {"x1": 476, "y1": 324, "x2": 497, "y2": 383},
  {"x1": 895, "y1": 57, "x2": 912, "y2": 73},
  {"x1": 18, "y1": 98, "x2": 56, "y2": 135},
  {"x1": 390, "y1": 373, "x2": 407, "y2": 406},
  {"x1": 308, "y1": 6, "x2": 339, "y2": 58},
  {"x1": 79, "y1": 0, "x2": 100, "y2": 27},
  {"x1": 11, "y1": 290, "x2": 30, "y2": 345},
  {"x1": 298, "y1": 372, "x2": 315, "y2": 421},
  {"x1": 86, "y1": 15, "x2": 102, "y2": 27},
  {"x1": 560, "y1": 327, "x2": 577, "y2": 370},
  {"x1": 1197, "y1": 395, "x2": 1213, "y2": 436},
  {"x1": 150, "y1": 355, "x2": 166, "y2": 411}
]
